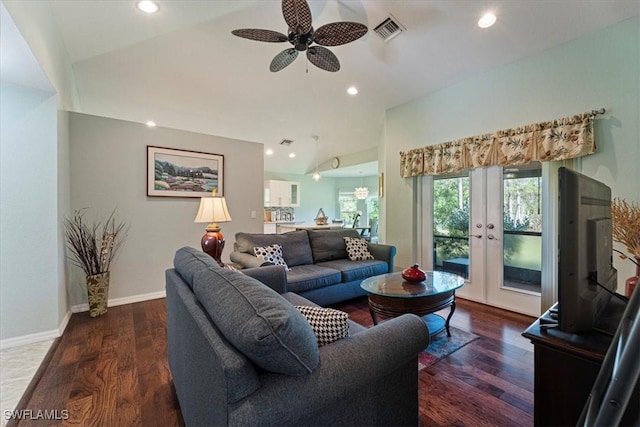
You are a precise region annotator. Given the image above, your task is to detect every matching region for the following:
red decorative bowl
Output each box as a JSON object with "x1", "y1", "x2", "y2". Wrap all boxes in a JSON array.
[{"x1": 402, "y1": 264, "x2": 426, "y2": 282}]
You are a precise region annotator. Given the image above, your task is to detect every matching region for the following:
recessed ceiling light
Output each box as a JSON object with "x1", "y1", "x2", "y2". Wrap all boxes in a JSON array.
[
  {"x1": 145, "y1": 120, "x2": 156, "y2": 127},
  {"x1": 478, "y1": 13, "x2": 496, "y2": 28},
  {"x1": 347, "y1": 86, "x2": 358, "y2": 95},
  {"x1": 265, "y1": 149, "x2": 274, "y2": 156},
  {"x1": 136, "y1": 1, "x2": 159, "y2": 14},
  {"x1": 289, "y1": 153, "x2": 296, "y2": 158}
]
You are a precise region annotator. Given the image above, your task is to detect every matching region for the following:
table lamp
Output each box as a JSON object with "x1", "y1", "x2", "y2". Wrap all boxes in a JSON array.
[{"x1": 194, "y1": 193, "x2": 232, "y2": 266}]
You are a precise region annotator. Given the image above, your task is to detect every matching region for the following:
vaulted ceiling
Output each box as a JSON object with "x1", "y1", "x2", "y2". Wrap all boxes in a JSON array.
[{"x1": 3, "y1": 0, "x2": 638, "y2": 176}]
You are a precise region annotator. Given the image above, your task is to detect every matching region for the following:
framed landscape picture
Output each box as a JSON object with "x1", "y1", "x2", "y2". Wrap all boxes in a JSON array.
[{"x1": 147, "y1": 146, "x2": 224, "y2": 198}]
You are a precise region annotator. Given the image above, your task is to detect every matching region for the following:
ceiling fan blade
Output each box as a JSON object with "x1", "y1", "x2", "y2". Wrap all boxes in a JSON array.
[
  {"x1": 282, "y1": 0, "x2": 312, "y2": 34},
  {"x1": 270, "y1": 48, "x2": 299, "y2": 72},
  {"x1": 231, "y1": 29, "x2": 288, "y2": 43},
  {"x1": 314, "y1": 22, "x2": 368, "y2": 46},
  {"x1": 307, "y1": 46, "x2": 340, "y2": 72}
]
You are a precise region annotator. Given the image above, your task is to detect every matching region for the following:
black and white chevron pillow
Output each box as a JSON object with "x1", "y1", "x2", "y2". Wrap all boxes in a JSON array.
[
  {"x1": 253, "y1": 244, "x2": 290, "y2": 270},
  {"x1": 343, "y1": 236, "x2": 374, "y2": 261},
  {"x1": 295, "y1": 306, "x2": 349, "y2": 346}
]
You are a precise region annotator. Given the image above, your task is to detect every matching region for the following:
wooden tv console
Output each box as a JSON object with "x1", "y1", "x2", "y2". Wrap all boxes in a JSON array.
[{"x1": 523, "y1": 303, "x2": 639, "y2": 426}]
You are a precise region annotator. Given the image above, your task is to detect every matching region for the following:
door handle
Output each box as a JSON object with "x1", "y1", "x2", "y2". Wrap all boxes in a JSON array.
[
  {"x1": 487, "y1": 223, "x2": 495, "y2": 229},
  {"x1": 471, "y1": 234, "x2": 483, "y2": 239},
  {"x1": 487, "y1": 234, "x2": 499, "y2": 240}
]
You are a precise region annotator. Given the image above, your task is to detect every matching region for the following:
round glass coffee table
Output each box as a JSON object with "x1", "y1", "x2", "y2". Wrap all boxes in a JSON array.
[{"x1": 360, "y1": 271, "x2": 466, "y2": 337}]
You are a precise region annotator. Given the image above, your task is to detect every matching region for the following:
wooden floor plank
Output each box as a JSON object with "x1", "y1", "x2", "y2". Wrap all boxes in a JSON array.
[{"x1": 14, "y1": 296, "x2": 534, "y2": 426}]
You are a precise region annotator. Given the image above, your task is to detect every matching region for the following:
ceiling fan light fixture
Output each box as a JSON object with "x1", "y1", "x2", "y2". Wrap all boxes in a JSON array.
[
  {"x1": 232, "y1": 0, "x2": 368, "y2": 72},
  {"x1": 478, "y1": 13, "x2": 497, "y2": 28},
  {"x1": 136, "y1": 1, "x2": 159, "y2": 14}
]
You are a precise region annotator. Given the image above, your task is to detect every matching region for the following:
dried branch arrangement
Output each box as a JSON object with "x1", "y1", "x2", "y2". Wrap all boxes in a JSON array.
[
  {"x1": 64, "y1": 209, "x2": 129, "y2": 276},
  {"x1": 611, "y1": 198, "x2": 640, "y2": 259}
]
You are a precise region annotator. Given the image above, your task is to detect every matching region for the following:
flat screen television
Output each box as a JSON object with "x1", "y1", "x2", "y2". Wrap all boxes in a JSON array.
[{"x1": 558, "y1": 167, "x2": 618, "y2": 333}]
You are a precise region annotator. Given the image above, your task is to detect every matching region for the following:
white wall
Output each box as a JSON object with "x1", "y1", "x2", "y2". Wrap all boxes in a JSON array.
[
  {"x1": 68, "y1": 112, "x2": 264, "y2": 305},
  {"x1": 57, "y1": 110, "x2": 71, "y2": 325},
  {"x1": 1, "y1": 83, "x2": 60, "y2": 341},
  {"x1": 2, "y1": 0, "x2": 80, "y2": 110},
  {"x1": 383, "y1": 17, "x2": 640, "y2": 286}
]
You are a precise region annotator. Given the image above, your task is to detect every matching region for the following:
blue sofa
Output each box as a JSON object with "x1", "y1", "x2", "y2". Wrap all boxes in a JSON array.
[
  {"x1": 166, "y1": 247, "x2": 430, "y2": 426},
  {"x1": 229, "y1": 229, "x2": 396, "y2": 306}
]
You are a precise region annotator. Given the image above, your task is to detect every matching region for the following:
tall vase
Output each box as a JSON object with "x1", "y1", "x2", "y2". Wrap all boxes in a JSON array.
[
  {"x1": 87, "y1": 272, "x2": 110, "y2": 317},
  {"x1": 625, "y1": 257, "x2": 640, "y2": 298}
]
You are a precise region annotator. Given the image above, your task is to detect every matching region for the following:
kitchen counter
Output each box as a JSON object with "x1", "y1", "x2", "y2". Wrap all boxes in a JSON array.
[
  {"x1": 277, "y1": 223, "x2": 344, "y2": 232},
  {"x1": 263, "y1": 221, "x2": 302, "y2": 224}
]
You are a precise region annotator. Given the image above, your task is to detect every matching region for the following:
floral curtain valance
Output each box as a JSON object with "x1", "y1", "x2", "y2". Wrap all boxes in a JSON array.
[{"x1": 400, "y1": 111, "x2": 600, "y2": 178}]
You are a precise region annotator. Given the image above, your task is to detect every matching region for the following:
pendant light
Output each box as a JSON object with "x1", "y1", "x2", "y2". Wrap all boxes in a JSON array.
[
  {"x1": 312, "y1": 135, "x2": 321, "y2": 182},
  {"x1": 354, "y1": 171, "x2": 369, "y2": 200}
]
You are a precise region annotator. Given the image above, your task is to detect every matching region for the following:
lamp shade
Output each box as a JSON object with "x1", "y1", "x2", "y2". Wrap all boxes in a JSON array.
[{"x1": 194, "y1": 197, "x2": 232, "y2": 226}]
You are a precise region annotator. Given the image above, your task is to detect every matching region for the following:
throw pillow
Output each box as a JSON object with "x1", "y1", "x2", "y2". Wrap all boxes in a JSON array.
[
  {"x1": 254, "y1": 244, "x2": 290, "y2": 270},
  {"x1": 193, "y1": 268, "x2": 319, "y2": 376},
  {"x1": 295, "y1": 306, "x2": 350, "y2": 346},
  {"x1": 343, "y1": 237, "x2": 374, "y2": 261}
]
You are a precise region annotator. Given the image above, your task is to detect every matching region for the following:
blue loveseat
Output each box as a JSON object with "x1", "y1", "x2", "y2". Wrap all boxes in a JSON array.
[
  {"x1": 229, "y1": 229, "x2": 396, "y2": 306},
  {"x1": 166, "y1": 247, "x2": 430, "y2": 426}
]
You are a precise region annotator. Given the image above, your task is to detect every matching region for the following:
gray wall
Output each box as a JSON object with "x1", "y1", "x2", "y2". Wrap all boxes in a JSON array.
[
  {"x1": 383, "y1": 17, "x2": 640, "y2": 283},
  {"x1": 68, "y1": 112, "x2": 264, "y2": 306}
]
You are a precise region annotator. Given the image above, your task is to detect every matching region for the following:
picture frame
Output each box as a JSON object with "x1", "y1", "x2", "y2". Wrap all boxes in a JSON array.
[{"x1": 147, "y1": 146, "x2": 224, "y2": 198}]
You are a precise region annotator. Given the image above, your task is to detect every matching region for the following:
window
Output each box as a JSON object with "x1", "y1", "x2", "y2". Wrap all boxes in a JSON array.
[{"x1": 338, "y1": 190, "x2": 358, "y2": 224}]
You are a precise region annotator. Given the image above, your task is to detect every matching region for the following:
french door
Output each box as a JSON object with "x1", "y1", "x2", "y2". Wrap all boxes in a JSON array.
[{"x1": 433, "y1": 165, "x2": 542, "y2": 317}]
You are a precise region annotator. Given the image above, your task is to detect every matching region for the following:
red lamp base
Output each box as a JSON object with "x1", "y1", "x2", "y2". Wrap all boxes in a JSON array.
[{"x1": 201, "y1": 228, "x2": 225, "y2": 267}]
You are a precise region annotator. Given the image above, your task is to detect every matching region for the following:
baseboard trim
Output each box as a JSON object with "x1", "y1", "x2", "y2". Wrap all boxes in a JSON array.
[
  {"x1": 58, "y1": 310, "x2": 72, "y2": 336},
  {"x1": 70, "y1": 290, "x2": 166, "y2": 313},
  {"x1": 1, "y1": 291, "x2": 166, "y2": 349},
  {"x1": 0, "y1": 329, "x2": 59, "y2": 350}
]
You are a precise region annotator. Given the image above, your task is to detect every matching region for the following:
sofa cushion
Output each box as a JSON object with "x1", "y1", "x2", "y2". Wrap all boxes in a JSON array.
[
  {"x1": 343, "y1": 237, "x2": 374, "y2": 261},
  {"x1": 295, "y1": 306, "x2": 350, "y2": 346},
  {"x1": 173, "y1": 246, "x2": 220, "y2": 289},
  {"x1": 235, "y1": 231, "x2": 313, "y2": 267},
  {"x1": 286, "y1": 264, "x2": 343, "y2": 293},
  {"x1": 281, "y1": 292, "x2": 368, "y2": 335},
  {"x1": 253, "y1": 244, "x2": 289, "y2": 270},
  {"x1": 316, "y1": 259, "x2": 389, "y2": 283},
  {"x1": 193, "y1": 267, "x2": 319, "y2": 376},
  {"x1": 307, "y1": 229, "x2": 360, "y2": 262}
]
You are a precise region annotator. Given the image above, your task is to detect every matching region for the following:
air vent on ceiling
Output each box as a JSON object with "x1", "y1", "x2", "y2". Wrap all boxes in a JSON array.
[
  {"x1": 373, "y1": 15, "x2": 405, "y2": 42},
  {"x1": 279, "y1": 139, "x2": 294, "y2": 146}
]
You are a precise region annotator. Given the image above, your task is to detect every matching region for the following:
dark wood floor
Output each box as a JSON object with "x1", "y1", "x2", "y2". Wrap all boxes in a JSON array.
[{"x1": 12, "y1": 296, "x2": 535, "y2": 427}]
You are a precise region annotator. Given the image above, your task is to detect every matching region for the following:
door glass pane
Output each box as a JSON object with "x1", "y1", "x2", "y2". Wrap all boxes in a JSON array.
[
  {"x1": 502, "y1": 163, "x2": 542, "y2": 294},
  {"x1": 433, "y1": 174, "x2": 470, "y2": 277}
]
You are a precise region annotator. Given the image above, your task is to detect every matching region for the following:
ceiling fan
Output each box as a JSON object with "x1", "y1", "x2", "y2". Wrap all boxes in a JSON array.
[{"x1": 231, "y1": 0, "x2": 368, "y2": 72}]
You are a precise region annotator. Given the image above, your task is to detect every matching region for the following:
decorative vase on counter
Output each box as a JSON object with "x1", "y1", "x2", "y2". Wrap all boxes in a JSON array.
[
  {"x1": 87, "y1": 272, "x2": 110, "y2": 317},
  {"x1": 402, "y1": 264, "x2": 426, "y2": 282},
  {"x1": 315, "y1": 208, "x2": 328, "y2": 225},
  {"x1": 625, "y1": 257, "x2": 640, "y2": 297}
]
